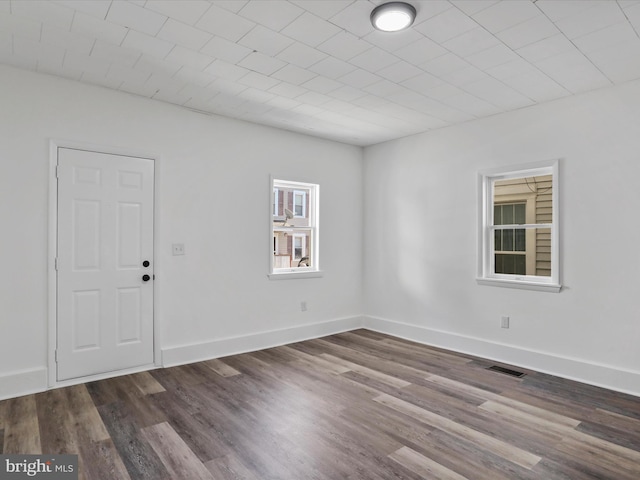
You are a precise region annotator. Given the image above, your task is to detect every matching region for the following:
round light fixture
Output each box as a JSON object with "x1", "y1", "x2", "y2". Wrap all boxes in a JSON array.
[{"x1": 370, "y1": 2, "x2": 416, "y2": 32}]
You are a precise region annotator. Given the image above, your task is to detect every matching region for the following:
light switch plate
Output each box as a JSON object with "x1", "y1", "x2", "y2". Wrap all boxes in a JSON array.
[{"x1": 172, "y1": 243, "x2": 185, "y2": 255}]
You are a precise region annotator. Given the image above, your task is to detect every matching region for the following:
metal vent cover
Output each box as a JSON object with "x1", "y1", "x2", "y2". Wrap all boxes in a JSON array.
[{"x1": 486, "y1": 365, "x2": 526, "y2": 378}]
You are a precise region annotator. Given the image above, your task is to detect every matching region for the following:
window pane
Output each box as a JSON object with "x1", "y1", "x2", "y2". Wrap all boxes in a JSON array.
[
  {"x1": 494, "y1": 175, "x2": 552, "y2": 224},
  {"x1": 495, "y1": 254, "x2": 526, "y2": 275},
  {"x1": 535, "y1": 228, "x2": 552, "y2": 277},
  {"x1": 494, "y1": 229, "x2": 502, "y2": 251},
  {"x1": 494, "y1": 205, "x2": 502, "y2": 225},
  {"x1": 273, "y1": 228, "x2": 311, "y2": 267},
  {"x1": 503, "y1": 229, "x2": 514, "y2": 251},
  {"x1": 503, "y1": 204, "x2": 514, "y2": 224},
  {"x1": 514, "y1": 204, "x2": 526, "y2": 224},
  {"x1": 515, "y1": 228, "x2": 526, "y2": 251}
]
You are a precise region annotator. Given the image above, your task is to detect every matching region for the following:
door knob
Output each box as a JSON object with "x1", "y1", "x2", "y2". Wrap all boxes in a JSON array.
[
  {"x1": 142, "y1": 274, "x2": 151, "y2": 282},
  {"x1": 142, "y1": 260, "x2": 150, "y2": 267}
]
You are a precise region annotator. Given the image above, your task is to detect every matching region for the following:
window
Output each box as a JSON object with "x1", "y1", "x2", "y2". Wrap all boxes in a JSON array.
[
  {"x1": 270, "y1": 178, "x2": 320, "y2": 278},
  {"x1": 478, "y1": 160, "x2": 560, "y2": 292},
  {"x1": 293, "y1": 190, "x2": 306, "y2": 217}
]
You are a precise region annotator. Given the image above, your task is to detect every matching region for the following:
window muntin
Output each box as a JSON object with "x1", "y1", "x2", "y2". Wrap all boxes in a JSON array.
[
  {"x1": 478, "y1": 161, "x2": 559, "y2": 292},
  {"x1": 271, "y1": 179, "x2": 319, "y2": 276}
]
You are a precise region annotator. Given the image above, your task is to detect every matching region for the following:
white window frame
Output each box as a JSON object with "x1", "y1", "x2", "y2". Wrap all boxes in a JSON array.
[
  {"x1": 269, "y1": 177, "x2": 321, "y2": 280},
  {"x1": 273, "y1": 187, "x2": 279, "y2": 216},
  {"x1": 477, "y1": 159, "x2": 560, "y2": 292}
]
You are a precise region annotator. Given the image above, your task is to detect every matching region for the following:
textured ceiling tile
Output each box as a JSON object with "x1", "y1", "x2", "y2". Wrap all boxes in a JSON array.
[
  {"x1": 339, "y1": 68, "x2": 382, "y2": 88},
  {"x1": 122, "y1": 30, "x2": 175, "y2": 60},
  {"x1": 200, "y1": 36, "x2": 252, "y2": 64},
  {"x1": 516, "y1": 34, "x2": 576, "y2": 63},
  {"x1": 196, "y1": 4, "x2": 255, "y2": 42},
  {"x1": 451, "y1": 0, "x2": 500, "y2": 16},
  {"x1": 237, "y1": 51, "x2": 286, "y2": 76},
  {"x1": 328, "y1": 1, "x2": 376, "y2": 38},
  {"x1": 443, "y1": 27, "x2": 501, "y2": 58},
  {"x1": 466, "y1": 44, "x2": 519, "y2": 70},
  {"x1": 572, "y1": 22, "x2": 638, "y2": 53},
  {"x1": 238, "y1": 71, "x2": 281, "y2": 90},
  {"x1": 552, "y1": 1, "x2": 626, "y2": 39},
  {"x1": 0, "y1": 11, "x2": 45, "y2": 41},
  {"x1": 268, "y1": 81, "x2": 309, "y2": 99},
  {"x1": 376, "y1": 61, "x2": 423, "y2": 83},
  {"x1": 394, "y1": 37, "x2": 447, "y2": 64},
  {"x1": 53, "y1": 0, "x2": 112, "y2": 19},
  {"x1": 421, "y1": 52, "x2": 470, "y2": 77},
  {"x1": 363, "y1": 28, "x2": 424, "y2": 52},
  {"x1": 71, "y1": 11, "x2": 129, "y2": 45},
  {"x1": 534, "y1": 50, "x2": 612, "y2": 93},
  {"x1": 471, "y1": 0, "x2": 540, "y2": 34},
  {"x1": 41, "y1": 24, "x2": 95, "y2": 55},
  {"x1": 238, "y1": 0, "x2": 304, "y2": 32},
  {"x1": 11, "y1": 0, "x2": 74, "y2": 29},
  {"x1": 349, "y1": 47, "x2": 400, "y2": 73},
  {"x1": 143, "y1": 0, "x2": 211, "y2": 26},
  {"x1": 276, "y1": 42, "x2": 327, "y2": 69},
  {"x1": 272, "y1": 64, "x2": 317, "y2": 85},
  {"x1": 290, "y1": 0, "x2": 352, "y2": 20},
  {"x1": 317, "y1": 31, "x2": 372, "y2": 61},
  {"x1": 165, "y1": 45, "x2": 214, "y2": 70},
  {"x1": 91, "y1": 40, "x2": 141, "y2": 67},
  {"x1": 495, "y1": 14, "x2": 559, "y2": 50},
  {"x1": 534, "y1": 0, "x2": 600, "y2": 22},
  {"x1": 157, "y1": 19, "x2": 212, "y2": 51},
  {"x1": 280, "y1": 12, "x2": 342, "y2": 47},
  {"x1": 106, "y1": 1, "x2": 168, "y2": 36},
  {"x1": 308, "y1": 56, "x2": 356, "y2": 79},
  {"x1": 205, "y1": 59, "x2": 251, "y2": 81},
  {"x1": 414, "y1": 8, "x2": 477, "y2": 43},
  {"x1": 238, "y1": 25, "x2": 293, "y2": 57},
  {"x1": 302, "y1": 75, "x2": 343, "y2": 94}
]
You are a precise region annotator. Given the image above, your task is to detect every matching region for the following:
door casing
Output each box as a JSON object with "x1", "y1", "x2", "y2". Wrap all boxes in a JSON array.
[{"x1": 48, "y1": 139, "x2": 161, "y2": 389}]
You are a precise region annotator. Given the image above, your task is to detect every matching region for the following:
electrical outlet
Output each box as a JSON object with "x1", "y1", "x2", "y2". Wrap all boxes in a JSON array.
[
  {"x1": 172, "y1": 243, "x2": 185, "y2": 255},
  {"x1": 501, "y1": 316, "x2": 510, "y2": 329},
  {"x1": 301, "y1": 301, "x2": 307, "y2": 312}
]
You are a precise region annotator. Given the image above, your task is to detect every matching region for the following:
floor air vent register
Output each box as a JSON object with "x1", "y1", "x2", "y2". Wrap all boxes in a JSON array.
[{"x1": 486, "y1": 365, "x2": 526, "y2": 378}]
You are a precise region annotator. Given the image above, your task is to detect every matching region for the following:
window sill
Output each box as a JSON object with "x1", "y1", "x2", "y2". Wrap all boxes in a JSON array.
[
  {"x1": 476, "y1": 277, "x2": 561, "y2": 293},
  {"x1": 268, "y1": 270, "x2": 324, "y2": 280}
]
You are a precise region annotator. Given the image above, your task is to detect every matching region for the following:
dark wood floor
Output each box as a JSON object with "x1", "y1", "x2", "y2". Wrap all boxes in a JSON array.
[{"x1": 1, "y1": 330, "x2": 640, "y2": 479}]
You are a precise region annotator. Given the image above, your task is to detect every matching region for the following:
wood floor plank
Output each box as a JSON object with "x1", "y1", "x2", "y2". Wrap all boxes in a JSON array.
[
  {"x1": 3, "y1": 395, "x2": 41, "y2": 454},
  {"x1": 97, "y1": 400, "x2": 170, "y2": 479},
  {"x1": 202, "y1": 358, "x2": 242, "y2": 377},
  {"x1": 321, "y1": 353, "x2": 411, "y2": 388},
  {"x1": 389, "y1": 446, "x2": 469, "y2": 480},
  {"x1": 141, "y1": 422, "x2": 215, "y2": 480},
  {"x1": 205, "y1": 453, "x2": 260, "y2": 480},
  {"x1": 65, "y1": 385, "x2": 110, "y2": 442},
  {"x1": 374, "y1": 393, "x2": 542, "y2": 469},
  {"x1": 127, "y1": 371, "x2": 166, "y2": 395}
]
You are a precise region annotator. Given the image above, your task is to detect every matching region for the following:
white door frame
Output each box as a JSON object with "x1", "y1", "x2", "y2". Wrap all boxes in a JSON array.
[{"x1": 48, "y1": 139, "x2": 162, "y2": 389}]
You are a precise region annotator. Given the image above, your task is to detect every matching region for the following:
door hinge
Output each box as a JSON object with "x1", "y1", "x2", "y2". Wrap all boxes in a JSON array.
[
  {"x1": 54, "y1": 257, "x2": 58, "y2": 271},
  {"x1": 54, "y1": 350, "x2": 58, "y2": 362},
  {"x1": 56, "y1": 165, "x2": 60, "y2": 178}
]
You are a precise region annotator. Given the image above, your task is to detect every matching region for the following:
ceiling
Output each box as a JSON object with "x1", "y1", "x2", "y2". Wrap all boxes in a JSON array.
[{"x1": 2, "y1": 0, "x2": 640, "y2": 146}]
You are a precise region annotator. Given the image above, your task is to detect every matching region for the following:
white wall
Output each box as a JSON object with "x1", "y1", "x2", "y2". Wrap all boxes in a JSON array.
[
  {"x1": 0, "y1": 65, "x2": 363, "y2": 398},
  {"x1": 363, "y1": 79, "x2": 640, "y2": 396}
]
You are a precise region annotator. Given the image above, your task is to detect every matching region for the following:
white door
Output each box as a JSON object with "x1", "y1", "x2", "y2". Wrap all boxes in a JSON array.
[{"x1": 56, "y1": 147, "x2": 154, "y2": 381}]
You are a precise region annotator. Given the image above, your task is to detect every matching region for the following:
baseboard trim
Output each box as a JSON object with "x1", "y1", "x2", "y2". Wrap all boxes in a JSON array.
[
  {"x1": 0, "y1": 367, "x2": 48, "y2": 401},
  {"x1": 363, "y1": 315, "x2": 640, "y2": 398},
  {"x1": 162, "y1": 316, "x2": 364, "y2": 368}
]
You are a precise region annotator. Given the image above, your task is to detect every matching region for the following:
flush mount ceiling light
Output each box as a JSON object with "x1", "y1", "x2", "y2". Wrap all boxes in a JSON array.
[{"x1": 370, "y1": 2, "x2": 416, "y2": 32}]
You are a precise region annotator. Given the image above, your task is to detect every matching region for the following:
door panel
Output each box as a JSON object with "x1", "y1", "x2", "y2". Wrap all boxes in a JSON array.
[{"x1": 57, "y1": 147, "x2": 154, "y2": 381}]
